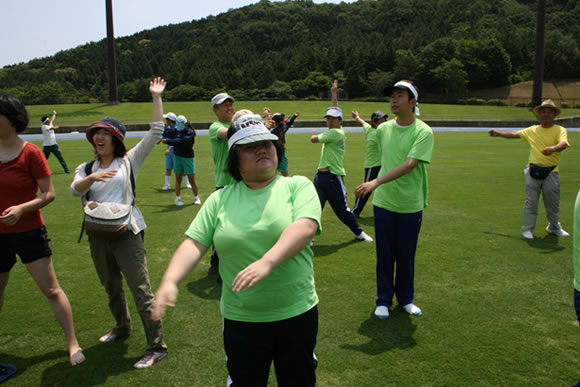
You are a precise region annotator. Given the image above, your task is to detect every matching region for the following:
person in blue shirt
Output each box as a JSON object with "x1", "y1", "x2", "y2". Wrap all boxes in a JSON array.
[
  {"x1": 160, "y1": 112, "x2": 192, "y2": 191},
  {"x1": 162, "y1": 115, "x2": 201, "y2": 206}
]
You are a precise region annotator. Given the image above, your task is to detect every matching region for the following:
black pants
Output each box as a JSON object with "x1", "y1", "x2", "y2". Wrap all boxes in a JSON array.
[
  {"x1": 224, "y1": 306, "x2": 318, "y2": 387},
  {"x1": 43, "y1": 144, "x2": 69, "y2": 173},
  {"x1": 352, "y1": 166, "x2": 381, "y2": 217}
]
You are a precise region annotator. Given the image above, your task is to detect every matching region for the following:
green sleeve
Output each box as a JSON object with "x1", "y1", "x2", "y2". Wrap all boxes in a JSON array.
[
  {"x1": 408, "y1": 125, "x2": 434, "y2": 163},
  {"x1": 319, "y1": 129, "x2": 339, "y2": 144},
  {"x1": 185, "y1": 191, "x2": 220, "y2": 248}
]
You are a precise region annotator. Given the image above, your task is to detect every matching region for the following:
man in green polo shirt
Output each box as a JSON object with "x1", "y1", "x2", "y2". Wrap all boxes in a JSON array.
[
  {"x1": 355, "y1": 80, "x2": 434, "y2": 319},
  {"x1": 208, "y1": 92, "x2": 236, "y2": 277},
  {"x1": 311, "y1": 80, "x2": 373, "y2": 243}
]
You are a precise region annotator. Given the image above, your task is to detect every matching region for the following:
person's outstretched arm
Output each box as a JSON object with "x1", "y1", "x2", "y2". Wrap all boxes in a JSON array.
[
  {"x1": 150, "y1": 77, "x2": 166, "y2": 123},
  {"x1": 488, "y1": 129, "x2": 520, "y2": 139},
  {"x1": 232, "y1": 217, "x2": 318, "y2": 292},
  {"x1": 152, "y1": 238, "x2": 208, "y2": 320},
  {"x1": 352, "y1": 111, "x2": 367, "y2": 127},
  {"x1": 331, "y1": 79, "x2": 338, "y2": 107},
  {"x1": 48, "y1": 110, "x2": 57, "y2": 125}
]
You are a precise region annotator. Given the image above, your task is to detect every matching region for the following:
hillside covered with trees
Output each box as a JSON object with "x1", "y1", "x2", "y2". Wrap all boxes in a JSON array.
[{"x1": 1, "y1": 0, "x2": 578, "y2": 105}]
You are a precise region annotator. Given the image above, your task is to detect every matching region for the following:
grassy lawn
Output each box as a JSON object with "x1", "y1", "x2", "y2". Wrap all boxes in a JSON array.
[
  {"x1": 1, "y1": 129, "x2": 579, "y2": 386},
  {"x1": 23, "y1": 101, "x2": 580, "y2": 128}
]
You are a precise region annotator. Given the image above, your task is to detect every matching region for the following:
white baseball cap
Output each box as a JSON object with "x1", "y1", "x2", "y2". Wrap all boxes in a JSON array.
[
  {"x1": 211, "y1": 92, "x2": 235, "y2": 108},
  {"x1": 227, "y1": 114, "x2": 278, "y2": 150},
  {"x1": 324, "y1": 107, "x2": 343, "y2": 119},
  {"x1": 163, "y1": 112, "x2": 177, "y2": 121}
]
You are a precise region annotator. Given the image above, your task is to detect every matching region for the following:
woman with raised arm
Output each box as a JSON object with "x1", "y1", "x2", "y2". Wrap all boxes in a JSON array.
[{"x1": 70, "y1": 77, "x2": 168, "y2": 369}]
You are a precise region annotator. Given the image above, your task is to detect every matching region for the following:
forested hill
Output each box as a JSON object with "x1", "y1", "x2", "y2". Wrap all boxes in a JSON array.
[{"x1": 1, "y1": 0, "x2": 579, "y2": 105}]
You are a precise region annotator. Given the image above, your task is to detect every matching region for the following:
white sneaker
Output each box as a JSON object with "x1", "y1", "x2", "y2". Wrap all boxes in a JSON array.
[
  {"x1": 546, "y1": 224, "x2": 569, "y2": 237},
  {"x1": 521, "y1": 230, "x2": 534, "y2": 240},
  {"x1": 355, "y1": 231, "x2": 373, "y2": 242},
  {"x1": 174, "y1": 197, "x2": 184, "y2": 206},
  {"x1": 133, "y1": 351, "x2": 167, "y2": 369},
  {"x1": 162, "y1": 184, "x2": 170, "y2": 191},
  {"x1": 374, "y1": 305, "x2": 389, "y2": 319},
  {"x1": 185, "y1": 184, "x2": 192, "y2": 189},
  {"x1": 193, "y1": 196, "x2": 201, "y2": 205},
  {"x1": 403, "y1": 303, "x2": 422, "y2": 316}
]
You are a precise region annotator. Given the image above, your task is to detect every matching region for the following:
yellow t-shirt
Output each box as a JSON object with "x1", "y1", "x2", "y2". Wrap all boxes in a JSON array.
[{"x1": 517, "y1": 124, "x2": 569, "y2": 173}]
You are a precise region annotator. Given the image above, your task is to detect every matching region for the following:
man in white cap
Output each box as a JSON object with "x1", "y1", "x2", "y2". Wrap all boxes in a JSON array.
[
  {"x1": 310, "y1": 80, "x2": 373, "y2": 243},
  {"x1": 355, "y1": 80, "x2": 434, "y2": 319},
  {"x1": 41, "y1": 111, "x2": 70, "y2": 173},
  {"x1": 207, "y1": 92, "x2": 236, "y2": 278},
  {"x1": 489, "y1": 99, "x2": 570, "y2": 239}
]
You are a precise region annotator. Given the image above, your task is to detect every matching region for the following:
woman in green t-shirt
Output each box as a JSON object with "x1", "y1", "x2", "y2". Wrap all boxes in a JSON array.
[{"x1": 153, "y1": 112, "x2": 322, "y2": 386}]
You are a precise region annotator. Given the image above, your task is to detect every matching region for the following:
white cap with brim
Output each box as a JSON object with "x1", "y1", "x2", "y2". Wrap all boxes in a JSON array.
[
  {"x1": 163, "y1": 112, "x2": 177, "y2": 121},
  {"x1": 228, "y1": 115, "x2": 278, "y2": 150},
  {"x1": 386, "y1": 81, "x2": 421, "y2": 116},
  {"x1": 211, "y1": 92, "x2": 235, "y2": 108},
  {"x1": 324, "y1": 107, "x2": 343, "y2": 119}
]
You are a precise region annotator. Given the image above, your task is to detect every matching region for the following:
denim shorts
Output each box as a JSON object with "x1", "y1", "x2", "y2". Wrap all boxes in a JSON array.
[{"x1": 0, "y1": 226, "x2": 52, "y2": 273}]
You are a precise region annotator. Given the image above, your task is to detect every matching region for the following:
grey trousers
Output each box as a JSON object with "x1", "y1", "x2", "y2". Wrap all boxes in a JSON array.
[
  {"x1": 522, "y1": 171, "x2": 560, "y2": 232},
  {"x1": 89, "y1": 232, "x2": 166, "y2": 353}
]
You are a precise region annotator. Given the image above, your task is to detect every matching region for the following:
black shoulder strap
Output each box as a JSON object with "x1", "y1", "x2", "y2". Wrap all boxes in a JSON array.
[{"x1": 77, "y1": 159, "x2": 135, "y2": 243}]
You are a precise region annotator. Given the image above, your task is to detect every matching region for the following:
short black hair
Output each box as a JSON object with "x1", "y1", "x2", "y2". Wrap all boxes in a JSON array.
[
  {"x1": 227, "y1": 141, "x2": 285, "y2": 181},
  {"x1": 41, "y1": 116, "x2": 49, "y2": 124},
  {"x1": 0, "y1": 94, "x2": 29, "y2": 133}
]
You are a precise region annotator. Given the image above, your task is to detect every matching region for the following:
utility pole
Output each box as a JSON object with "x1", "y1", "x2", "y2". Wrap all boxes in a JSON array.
[
  {"x1": 531, "y1": 0, "x2": 546, "y2": 110},
  {"x1": 106, "y1": 0, "x2": 119, "y2": 105}
]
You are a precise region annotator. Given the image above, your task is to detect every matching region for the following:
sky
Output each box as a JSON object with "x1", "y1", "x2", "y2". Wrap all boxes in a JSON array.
[{"x1": 1, "y1": 0, "x2": 356, "y2": 68}]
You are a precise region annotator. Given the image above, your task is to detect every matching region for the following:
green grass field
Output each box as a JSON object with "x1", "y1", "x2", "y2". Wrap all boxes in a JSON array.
[
  {"x1": 23, "y1": 101, "x2": 580, "y2": 127},
  {"x1": 1, "y1": 130, "x2": 579, "y2": 386}
]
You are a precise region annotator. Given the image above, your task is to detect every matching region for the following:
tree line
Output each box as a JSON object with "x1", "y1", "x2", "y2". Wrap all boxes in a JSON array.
[{"x1": 1, "y1": 0, "x2": 578, "y2": 105}]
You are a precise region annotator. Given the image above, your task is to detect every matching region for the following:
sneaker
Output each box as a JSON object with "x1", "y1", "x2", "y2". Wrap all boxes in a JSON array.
[
  {"x1": 162, "y1": 184, "x2": 170, "y2": 191},
  {"x1": 355, "y1": 231, "x2": 373, "y2": 242},
  {"x1": 174, "y1": 197, "x2": 184, "y2": 206},
  {"x1": 546, "y1": 224, "x2": 569, "y2": 237},
  {"x1": 374, "y1": 305, "x2": 389, "y2": 319},
  {"x1": 99, "y1": 332, "x2": 119, "y2": 343},
  {"x1": 521, "y1": 230, "x2": 534, "y2": 240},
  {"x1": 193, "y1": 196, "x2": 202, "y2": 205},
  {"x1": 403, "y1": 303, "x2": 422, "y2": 316},
  {"x1": 185, "y1": 184, "x2": 193, "y2": 189},
  {"x1": 133, "y1": 351, "x2": 167, "y2": 369}
]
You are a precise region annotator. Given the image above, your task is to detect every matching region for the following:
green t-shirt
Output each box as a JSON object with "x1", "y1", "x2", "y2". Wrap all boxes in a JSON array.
[
  {"x1": 317, "y1": 128, "x2": 346, "y2": 176},
  {"x1": 185, "y1": 175, "x2": 322, "y2": 322},
  {"x1": 209, "y1": 121, "x2": 235, "y2": 188},
  {"x1": 373, "y1": 119, "x2": 434, "y2": 213},
  {"x1": 574, "y1": 190, "x2": 580, "y2": 291},
  {"x1": 363, "y1": 123, "x2": 381, "y2": 168}
]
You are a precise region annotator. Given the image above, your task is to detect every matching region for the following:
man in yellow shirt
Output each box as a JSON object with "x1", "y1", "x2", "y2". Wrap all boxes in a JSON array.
[{"x1": 489, "y1": 99, "x2": 570, "y2": 240}]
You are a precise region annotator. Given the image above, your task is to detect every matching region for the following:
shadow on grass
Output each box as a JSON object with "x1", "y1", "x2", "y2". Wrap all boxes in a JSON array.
[
  {"x1": 0, "y1": 350, "x2": 64, "y2": 384},
  {"x1": 141, "y1": 202, "x2": 191, "y2": 213},
  {"x1": 356, "y1": 216, "x2": 374, "y2": 228},
  {"x1": 1, "y1": 340, "x2": 134, "y2": 386},
  {"x1": 483, "y1": 231, "x2": 565, "y2": 253},
  {"x1": 313, "y1": 240, "x2": 358, "y2": 257},
  {"x1": 186, "y1": 275, "x2": 222, "y2": 300},
  {"x1": 340, "y1": 307, "x2": 417, "y2": 355},
  {"x1": 39, "y1": 341, "x2": 134, "y2": 386}
]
